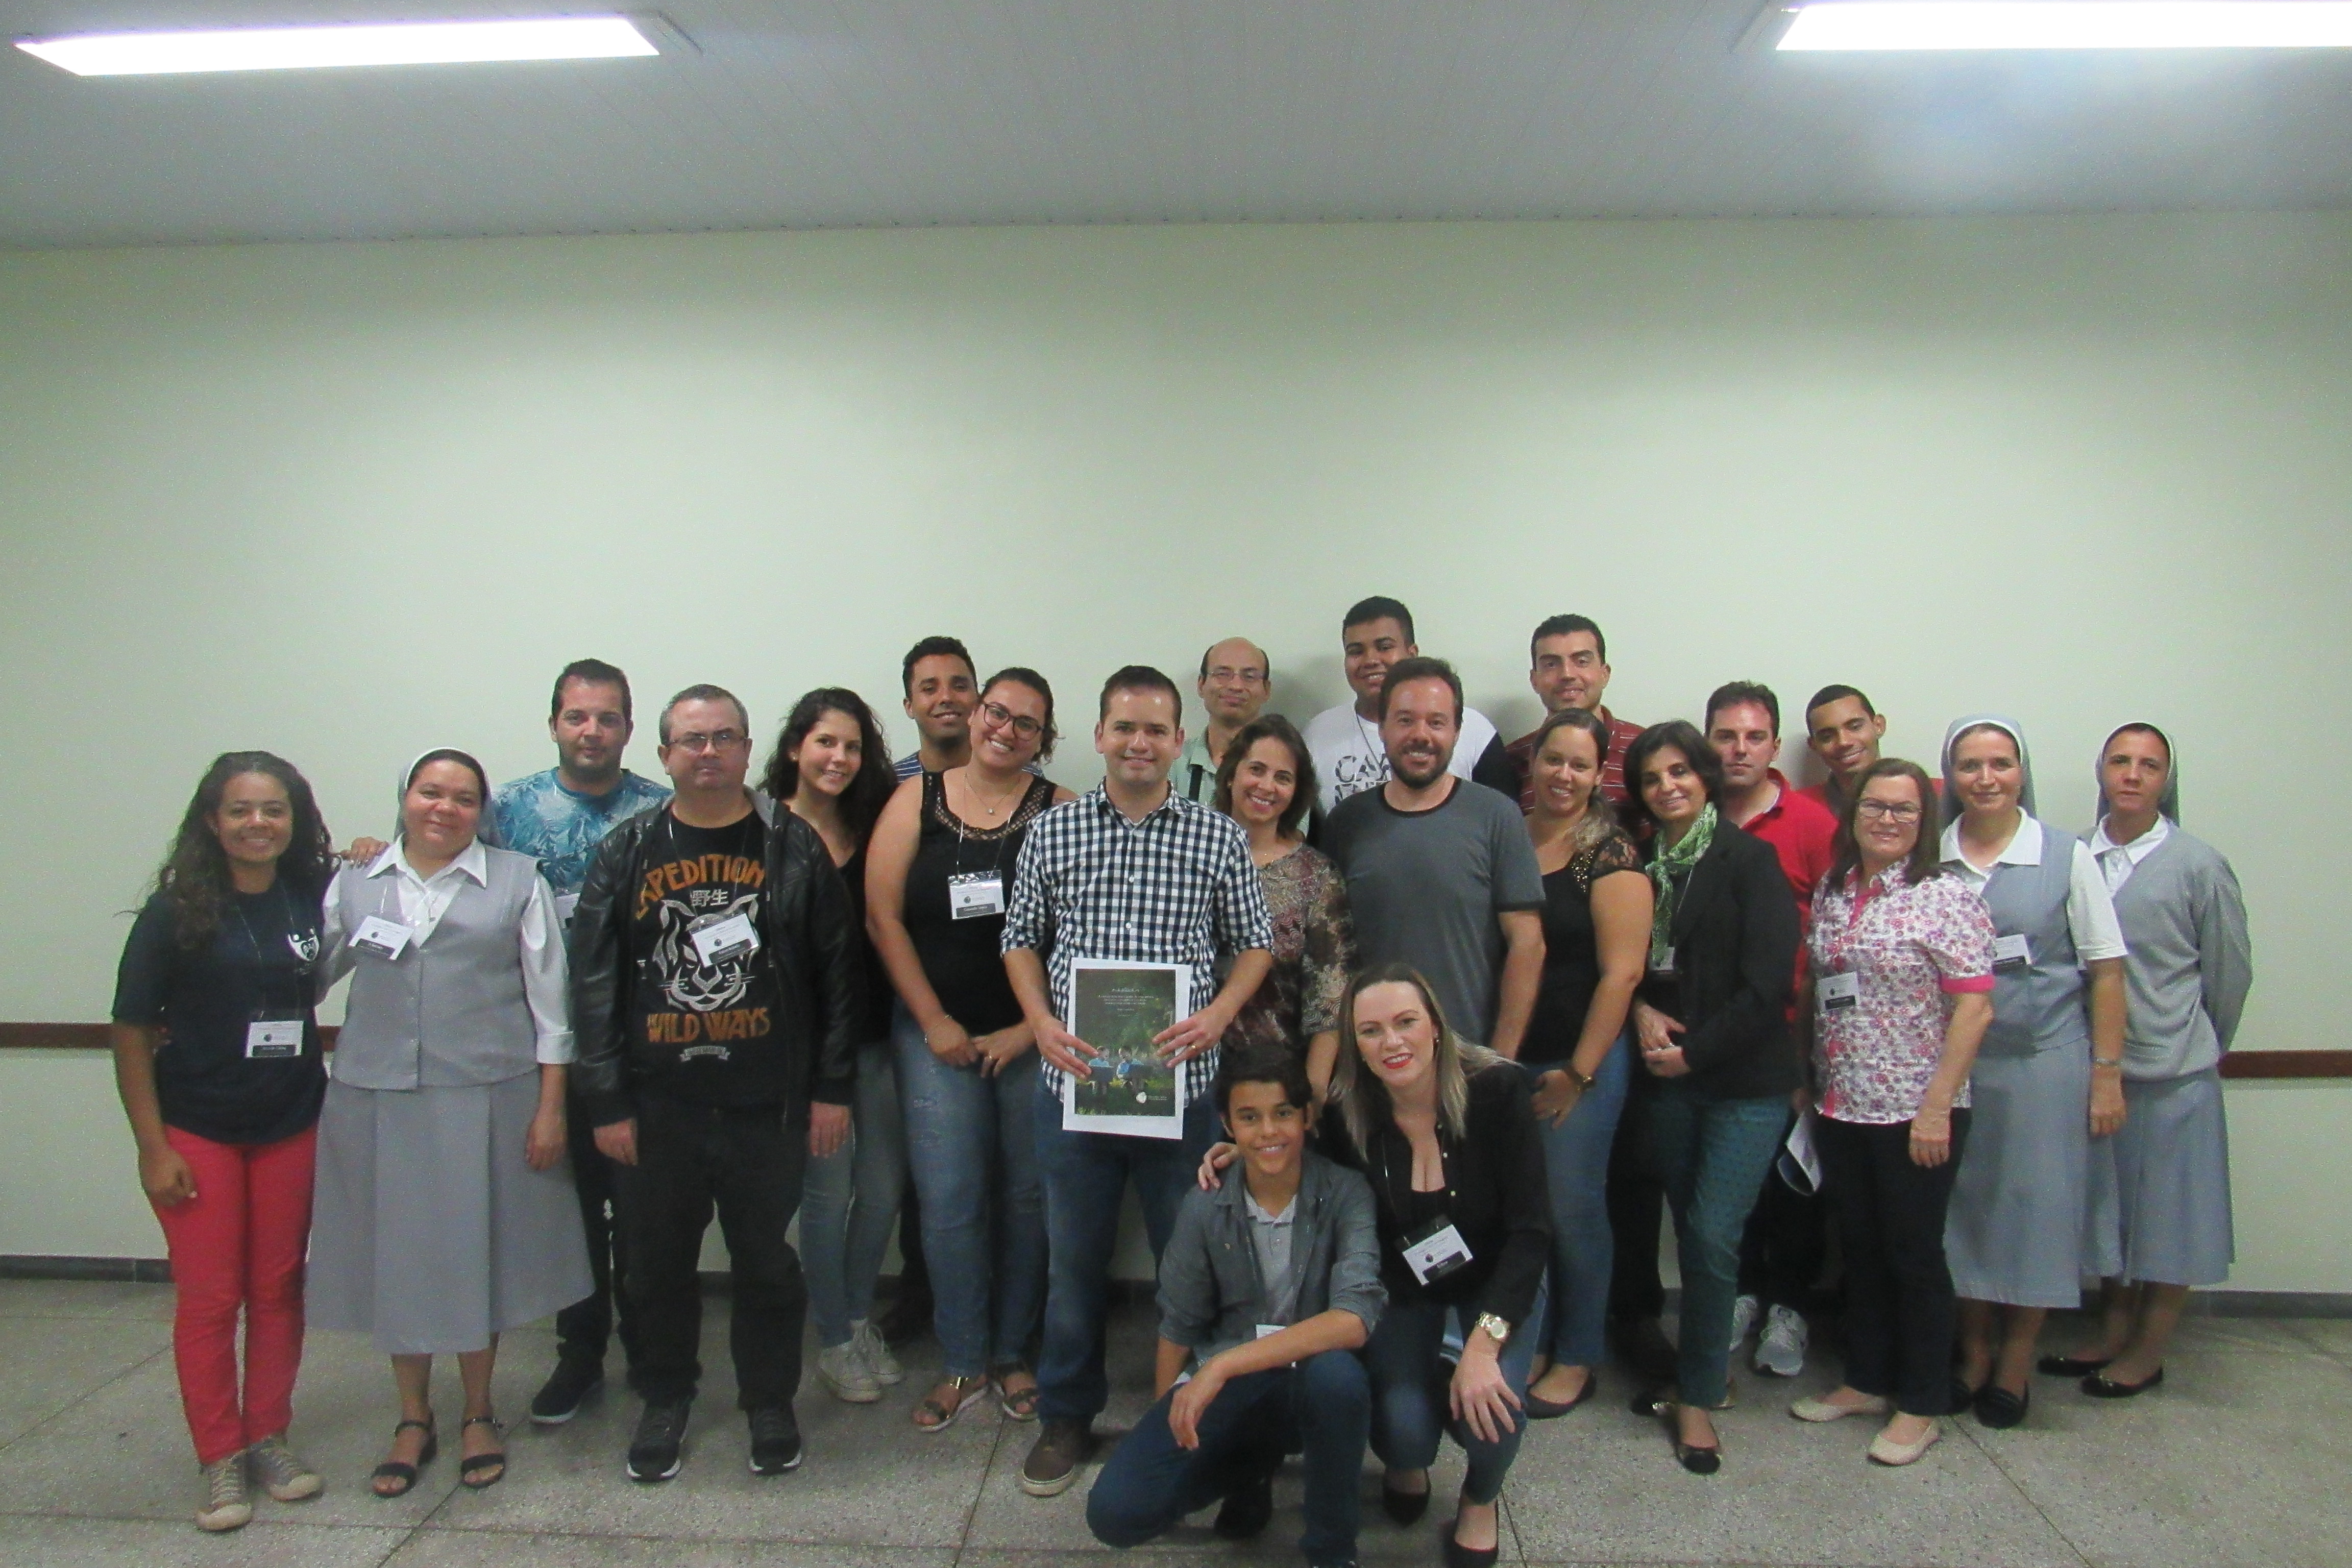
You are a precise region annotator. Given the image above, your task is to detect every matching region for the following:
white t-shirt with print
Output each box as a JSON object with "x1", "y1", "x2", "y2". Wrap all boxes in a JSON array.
[{"x1": 1301, "y1": 700, "x2": 1499, "y2": 819}]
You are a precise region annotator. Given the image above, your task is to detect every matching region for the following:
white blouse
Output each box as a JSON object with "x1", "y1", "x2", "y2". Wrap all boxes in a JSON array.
[{"x1": 1938, "y1": 815, "x2": 2128, "y2": 963}]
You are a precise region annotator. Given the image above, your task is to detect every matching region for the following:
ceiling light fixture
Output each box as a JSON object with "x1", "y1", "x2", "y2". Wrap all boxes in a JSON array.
[
  {"x1": 1776, "y1": 1, "x2": 2352, "y2": 52},
  {"x1": 15, "y1": 16, "x2": 660, "y2": 77}
]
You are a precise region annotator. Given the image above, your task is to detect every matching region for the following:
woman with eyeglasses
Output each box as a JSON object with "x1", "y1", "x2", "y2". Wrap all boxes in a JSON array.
[
  {"x1": 866, "y1": 669, "x2": 1073, "y2": 1430},
  {"x1": 1621, "y1": 720, "x2": 1801, "y2": 1474},
  {"x1": 1787, "y1": 760, "x2": 1995, "y2": 1465},
  {"x1": 1938, "y1": 717, "x2": 2127, "y2": 1429},
  {"x1": 111, "y1": 753, "x2": 338, "y2": 1531},
  {"x1": 311, "y1": 749, "x2": 589, "y2": 1498}
]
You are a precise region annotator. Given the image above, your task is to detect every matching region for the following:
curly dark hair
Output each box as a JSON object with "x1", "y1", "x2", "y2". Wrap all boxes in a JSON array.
[
  {"x1": 760, "y1": 688, "x2": 896, "y2": 842},
  {"x1": 152, "y1": 752, "x2": 335, "y2": 950}
]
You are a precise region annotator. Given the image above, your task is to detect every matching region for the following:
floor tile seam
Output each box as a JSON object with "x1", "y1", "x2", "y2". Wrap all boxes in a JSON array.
[
  {"x1": 399, "y1": 1515, "x2": 973, "y2": 1549},
  {"x1": 0, "y1": 1339, "x2": 174, "y2": 1459},
  {"x1": 0, "y1": 1502, "x2": 414, "y2": 1530},
  {"x1": 1945, "y1": 1417, "x2": 2097, "y2": 1568},
  {"x1": 949, "y1": 1404, "x2": 1013, "y2": 1565}
]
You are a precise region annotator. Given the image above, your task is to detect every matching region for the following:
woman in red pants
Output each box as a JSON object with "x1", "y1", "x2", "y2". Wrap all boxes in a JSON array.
[{"x1": 111, "y1": 752, "x2": 338, "y2": 1532}]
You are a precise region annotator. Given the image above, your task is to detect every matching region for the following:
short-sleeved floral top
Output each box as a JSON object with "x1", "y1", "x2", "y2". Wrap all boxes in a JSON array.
[
  {"x1": 1223, "y1": 843, "x2": 1357, "y2": 1058},
  {"x1": 1808, "y1": 865, "x2": 1996, "y2": 1124}
]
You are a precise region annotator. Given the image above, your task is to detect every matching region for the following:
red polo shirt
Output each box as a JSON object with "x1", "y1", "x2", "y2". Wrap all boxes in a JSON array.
[{"x1": 1736, "y1": 769, "x2": 1838, "y2": 934}]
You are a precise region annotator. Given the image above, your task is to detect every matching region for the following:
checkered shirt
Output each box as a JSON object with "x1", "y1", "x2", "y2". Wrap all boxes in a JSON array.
[{"x1": 1000, "y1": 785, "x2": 1274, "y2": 1101}]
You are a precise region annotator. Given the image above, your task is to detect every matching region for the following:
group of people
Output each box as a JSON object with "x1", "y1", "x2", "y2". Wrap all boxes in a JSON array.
[{"x1": 109, "y1": 597, "x2": 2252, "y2": 1568}]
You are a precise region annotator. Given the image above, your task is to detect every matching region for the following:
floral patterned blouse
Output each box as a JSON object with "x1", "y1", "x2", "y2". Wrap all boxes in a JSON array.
[
  {"x1": 1223, "y1": 843, "x2": 1357, "y2": 1058},
  {"x1": 1808, "y1": 865, "x2": 1996, "y2": 1124}
]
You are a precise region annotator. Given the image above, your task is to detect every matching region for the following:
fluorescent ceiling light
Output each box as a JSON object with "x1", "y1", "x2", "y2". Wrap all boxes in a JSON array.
[
  {"x1": 16, "y1": 16, "x2": 659, "y2": 77},
  {"x1": 1778, "y1": 2, "x2": 2352, "y2": 51}
]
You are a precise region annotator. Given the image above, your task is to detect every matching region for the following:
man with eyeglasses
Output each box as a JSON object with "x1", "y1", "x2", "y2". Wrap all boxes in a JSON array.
[
  {"x1": 570, "y1": 684, "x2": 861, "y2": 1484},
  {"x1": 1705, "y1": 681, "x2": 1838, "y2": 1380},
  {"x1": 1175, "y1": 637, "x2": 1273, "y2": 804}
]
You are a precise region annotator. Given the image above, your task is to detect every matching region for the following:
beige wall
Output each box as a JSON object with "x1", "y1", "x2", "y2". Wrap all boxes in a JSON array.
[{"x1": 1, "y1": 214, "x2": 2344, "y2": 1285}]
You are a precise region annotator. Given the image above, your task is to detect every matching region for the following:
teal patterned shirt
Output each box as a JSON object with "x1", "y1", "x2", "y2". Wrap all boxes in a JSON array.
[{"x1": 489, "y1": 768, "x2": 672, "y2": 897}]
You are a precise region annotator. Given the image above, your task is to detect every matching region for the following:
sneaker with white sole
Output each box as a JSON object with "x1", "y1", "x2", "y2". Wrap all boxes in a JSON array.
[
  {"x1": 1727, "y1": 1293, "x2": 1759, "y2": 1353},
  {"x1": 818, "y1": 1338, "x2": 881, "y2": 1403},
  {"x1": 853, "y1": 1319, "x2": 905, "y2": 1386},
  {"x1": 1754, "y1": 1304, "x2": 1808, "y2": 1378},
  {"x1": 195, "y1": 1453, "x2": 252, "y2": 1532},
  {"x1": 246, "y1": 1433, "x2": 322, "y2": 1502}
]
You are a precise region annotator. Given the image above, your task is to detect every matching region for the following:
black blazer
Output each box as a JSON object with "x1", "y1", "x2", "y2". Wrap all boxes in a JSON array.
[{"x1": 1637, "y1": 822, "x2": 1800, "y2": 1100}]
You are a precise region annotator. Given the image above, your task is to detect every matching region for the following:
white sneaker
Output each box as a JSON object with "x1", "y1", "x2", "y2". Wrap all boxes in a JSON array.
[
  {"x1": 195, "y1": 1454, "x2": 252, "y2": 1532},
  {"x1": 1754, "y1": 1305, "x2": 1808, "y2": 1378},
  {"x1": 853, "y1": 1320, "x2": 905, "y2": 1386},
  {"x1": 817, "y1": 1339, "x2": 881, "y2": 1403},
  {"x1": 1727, "y1": 1294, "x2": 1760, "y2": 1353},
  {"x1": 246, "y1": 1433, "x2": 322, "y2": 1501}
]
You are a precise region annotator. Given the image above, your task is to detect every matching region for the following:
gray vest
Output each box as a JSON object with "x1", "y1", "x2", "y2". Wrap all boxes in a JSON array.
[
  {"x1": 333, "y1": 847, "x2": 542, "y2": 1090},
  {"x1": 1970, "y1": 817, "x2": 2089, "y2": 1057}
]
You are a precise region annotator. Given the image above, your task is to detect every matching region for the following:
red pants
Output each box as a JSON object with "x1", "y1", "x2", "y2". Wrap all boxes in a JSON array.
[{"x1": 150, "y1": 1125, "x2": 316, "y2": 1464}]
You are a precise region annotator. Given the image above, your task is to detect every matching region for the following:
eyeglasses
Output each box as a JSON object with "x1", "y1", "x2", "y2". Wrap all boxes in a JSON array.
[
  {"x1": 979, "y1": 701, "x2": 1043, "y2": 739},
  {"x1": 1856, "y1": 800, "x2": 1923, "y2": 822},
  {"x1": 1205, "y1": 667, "x2": 1268, "y2": 686},
  {"x1": 670, "y1": 729, "x2": 745, "y2": 754}
]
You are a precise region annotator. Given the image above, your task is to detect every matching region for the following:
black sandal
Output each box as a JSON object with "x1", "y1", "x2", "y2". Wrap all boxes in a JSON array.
[
  {"x1": 371, "y1": 1417, "x2": 437, "y2": 1498},
  {"x1": 458, "y1": 1414, "x2": 507, "y2": 1489}
]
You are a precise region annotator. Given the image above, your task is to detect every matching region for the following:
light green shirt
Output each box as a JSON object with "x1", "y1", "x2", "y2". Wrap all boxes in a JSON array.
[{"x1": 1175, "y1": 733, "x2": 1222, "y2": 805}]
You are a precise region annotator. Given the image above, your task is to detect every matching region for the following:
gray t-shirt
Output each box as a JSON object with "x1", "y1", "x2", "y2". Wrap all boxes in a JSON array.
[
  {"x1": 1321, "y1": 779, "x2": 1546, "y2": 1045},
  {"x1": 1244, "y1": 1188, "x2": 1301, "y2": 1327}
]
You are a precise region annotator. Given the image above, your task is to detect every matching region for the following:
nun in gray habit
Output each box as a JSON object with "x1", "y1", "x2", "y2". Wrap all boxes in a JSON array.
[
  {"x1": 2043, "y1": 722, "x2": 2252, "y2": 1397},
  {"x1": 1935, "y1": 716, "x2": 2129, "y2": 1429},
  {"x1": 312, "y1": 748, "x2": 590, "y2": 1491}
]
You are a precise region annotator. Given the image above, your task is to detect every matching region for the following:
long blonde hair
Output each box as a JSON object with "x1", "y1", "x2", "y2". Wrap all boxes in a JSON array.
[{"x1": 1329, "y1": 962, "x2": 1507, "y2": 1155}]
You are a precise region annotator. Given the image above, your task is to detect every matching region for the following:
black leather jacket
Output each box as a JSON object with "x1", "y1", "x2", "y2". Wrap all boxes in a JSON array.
[{"x1": 569, "y1": 797, "x2": 859, "y2": 1128}]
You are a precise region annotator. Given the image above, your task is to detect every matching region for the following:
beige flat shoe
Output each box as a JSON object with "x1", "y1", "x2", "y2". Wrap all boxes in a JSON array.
[
  {"x1": 1868, "y1": 1419, "x2": 1942, "y2": 1466},
  {"x1": 1791, "y1": 1392, "x2": 1891, "y2": 1423}
]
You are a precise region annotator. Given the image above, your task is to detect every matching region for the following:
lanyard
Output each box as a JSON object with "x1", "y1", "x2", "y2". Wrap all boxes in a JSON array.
[{"x1": 230, "y1": 884, "x2": 316, "y2": 1009}]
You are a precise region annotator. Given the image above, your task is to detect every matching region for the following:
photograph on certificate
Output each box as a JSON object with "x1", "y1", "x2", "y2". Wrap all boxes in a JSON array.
[{"x1": 1062, "y1": 959, "x2": 1190, "y2": 1138}]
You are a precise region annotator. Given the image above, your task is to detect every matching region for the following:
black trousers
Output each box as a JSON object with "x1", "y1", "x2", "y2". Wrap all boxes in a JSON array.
[
  {"x1": 1607, "y1": 1072, "x2": 1665, "y2": 1321},
  {"x1": 611, "y1": 1094, "x2": 811, "y2": 1411},
  {"x1": 1736, "y1": 1111, "x2": 1829, "y2": 1313},
  {"x1": 1815, "y1": 1111, "x2": 1971, "y2": 1416},
  {"x1": 555, "y1": 1101, "x2": 637, "y2": 1369}
]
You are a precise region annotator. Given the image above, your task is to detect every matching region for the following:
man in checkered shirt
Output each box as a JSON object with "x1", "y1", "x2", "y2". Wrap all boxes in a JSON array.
[{"x1": 1001, "y1": 665, "x2": 1274, "y2": 1500}]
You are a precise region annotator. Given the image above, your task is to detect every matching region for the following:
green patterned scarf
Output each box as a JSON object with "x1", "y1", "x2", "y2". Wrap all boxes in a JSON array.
[{"x1": 1648, "y1": 800, "x2": 1719, "y2": 971}]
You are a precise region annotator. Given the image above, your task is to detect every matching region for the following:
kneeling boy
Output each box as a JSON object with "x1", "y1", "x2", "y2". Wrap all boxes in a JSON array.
[{"x1": 1086, "y1": 1046, "x2": 1383, "y2": 1568}]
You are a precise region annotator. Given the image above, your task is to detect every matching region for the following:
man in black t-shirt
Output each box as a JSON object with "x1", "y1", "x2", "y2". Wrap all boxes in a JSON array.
[{"x1": 570, "y1": 684, "x2": 860, "y2": 1484}]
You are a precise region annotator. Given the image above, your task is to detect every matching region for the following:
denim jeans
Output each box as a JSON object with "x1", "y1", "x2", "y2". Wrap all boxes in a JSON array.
[
  {"x1": 801, "y1": 1039, "x2": 908, "y2": 1348},
  {"x1": 1087, "y1": 1352, "x2": 1370, "y2": 1566},
  {"x1": 1646, "y1": 1082, "x2": 1786, "y2": 1408},
  {"x1": 1535, "y1": 1035, "x2": 1630, "y2": 1367},
  {"x1": 896, "y1": 1005, "x2": 1048, "y2": 1378},
  {"x1": 611, "y1": 1094, "x2": 810, "y2": 1410},
  {"x1": 1034, "y1": 1074, "x2": 1216, "y2": 1423},
  {"x1": 1362, "y1": 1282, "x2": 1546, "y2": 1507}
]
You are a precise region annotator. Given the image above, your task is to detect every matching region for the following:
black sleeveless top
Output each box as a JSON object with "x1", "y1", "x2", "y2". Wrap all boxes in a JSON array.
[{"x1": 903, "y1": 770, "x2": 1059, "y2": 1035}]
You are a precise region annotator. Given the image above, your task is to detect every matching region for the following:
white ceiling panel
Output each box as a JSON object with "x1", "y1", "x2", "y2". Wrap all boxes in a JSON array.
[{"x1": 2, "y1": 1, "x2": 2348, "y2": 248}]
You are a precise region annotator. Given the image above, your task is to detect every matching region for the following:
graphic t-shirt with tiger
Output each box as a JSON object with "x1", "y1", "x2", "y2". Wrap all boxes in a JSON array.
[{"x1": 630, "y1": 811, "x2": 785, "y2": 1108}]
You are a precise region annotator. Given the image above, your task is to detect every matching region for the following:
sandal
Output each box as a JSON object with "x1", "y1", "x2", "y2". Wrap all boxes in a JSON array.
[
  {"x1": 913, "y1": 1374, "x2": 989, "y2": 1433},
  {"x1": 457, "y1": 1414, "x2": 506, "y2": 1489},
  {"x1": 371, "y1": 1417, "x2": 437, "y2": 1498},
  {"x1": 992, "y1": 1363, "x2": 1041, "y2": 1423}
]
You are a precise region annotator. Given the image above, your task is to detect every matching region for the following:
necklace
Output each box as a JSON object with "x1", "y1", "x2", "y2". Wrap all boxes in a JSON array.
[{"x1": 961, "y1": 769, "x2": 1024, "y2": 819}]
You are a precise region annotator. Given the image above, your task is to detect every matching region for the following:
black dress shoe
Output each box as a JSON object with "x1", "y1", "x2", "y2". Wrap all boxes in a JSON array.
[
  {"x1": 1973, "y1": 1382, "x2": 2030, "y2": 1429},
  {"x1": 2082, "y1": 1367, "x2": 2164, "y2": 1399},
  {"x1": 1441, "y1": 1518, "x2": 1501, "y2": 1568},
  {"x1": 1381, "y1": 1480, "x2": 1430, "y2": 1525},
  {"x1": 2038, "y1": 1352, "x2": 2113, "y2": 1378}
]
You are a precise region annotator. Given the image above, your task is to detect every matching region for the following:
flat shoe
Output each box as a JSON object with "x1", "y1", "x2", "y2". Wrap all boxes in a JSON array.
[
  {"x1": 1973, "y1": 1382, "x2": 2030, "y2": 1429},
  {"x1": 2039, "y1": 1352, "x2": 2113, "y2": 1377},
  {"x1": 1791, "y1": 1393, "x2": 1890, "y2": 1423},
  {"x1": 1868, "y1": 1420, "x2": 1942, "y2": 1466},
  {"x1": 1441, "y1": 1517, "x2": 1501, "y2": 1568},
  {"x1": 1526, "y1": 1369, "x2": 1597, "y2": 1420},
  {"x1": 2082, "y1": 1367, "x2": 2164, "y2": 1399},
  {"x1": 1673, "y1": 1437, "x2": 1722, "y2": 1475},
  {"x1": 1381, "y1": 1479, "x2": 1430, "y2": 1525}
]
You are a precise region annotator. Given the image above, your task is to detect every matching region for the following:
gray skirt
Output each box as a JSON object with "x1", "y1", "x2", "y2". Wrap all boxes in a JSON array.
[
  {"x1": 2087, "y1": 1069, "x2": 2234, "y2": 1288},
  {"x1": 1945, "y1": 1042, "x2": 2122, "y2": 1309},
  {"x1": 309, "y1": 1071, "x2": 592, "y2": 1355}
]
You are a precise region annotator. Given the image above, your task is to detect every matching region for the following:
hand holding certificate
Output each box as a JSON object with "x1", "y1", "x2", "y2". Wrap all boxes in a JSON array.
[{"x1": 1061, "y1": 960, "x2": 1192, "y2": 1138}]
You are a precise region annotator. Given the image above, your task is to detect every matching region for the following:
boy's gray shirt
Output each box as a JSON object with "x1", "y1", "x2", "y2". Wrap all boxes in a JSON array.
[{"x1": 1157, "y1": 1147, "x2": 1385, "y2": 1364}]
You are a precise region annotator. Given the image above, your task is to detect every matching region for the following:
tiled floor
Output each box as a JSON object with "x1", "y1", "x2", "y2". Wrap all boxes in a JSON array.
[{"x1": 2, "y1": 1278, "x2": 2347, "y2": 1567}]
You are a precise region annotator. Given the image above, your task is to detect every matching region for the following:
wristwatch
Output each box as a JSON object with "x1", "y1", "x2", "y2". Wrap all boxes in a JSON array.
[
  {"x1": 1566, "y1": 1066, "x2": 1596, "y2": 1092},
  {"x1": 1475, "y1": 1312, "x2": 1512, "y2": 1346}
]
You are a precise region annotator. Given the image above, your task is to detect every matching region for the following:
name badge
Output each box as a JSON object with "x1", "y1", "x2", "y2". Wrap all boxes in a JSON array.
[
  {"x1": 351, "y1": 916, "x2": 413, "y2": 960},
  {"x1": 1992, "y1": 933, "x2": 2031, "y2": 972},
  {"x1": 244, "y1": 1019, "x2": 304, "y2": 1060},
  {"x1": 691, "y1": 911, "x2": 759, "y2": 966},
  {"x1": 1818, "y1": 971, "x2": 1862, "y2": 1013},
  {"x1": 1653, "y1": 946, "x2": 1678, "y2": 977},
  {"x1": 1400, "y1": 1219, "x2": 1474, "y2": 1287},
  {"x1": 555, "y1": 892, "x2": 581, "y2": 925},
  {"x1": 947, "y1": 872, "x2": 1006, "y2": 920}
]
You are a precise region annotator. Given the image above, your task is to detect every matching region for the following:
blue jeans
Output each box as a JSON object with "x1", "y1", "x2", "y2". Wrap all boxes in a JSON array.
[
  {"x1": 801, "y1": 1039, "x2": 908, "y2": 1348},
  {"x1": 1646, "y1": 1082, "x2": 1786, "y2": 1408},
  {"x1": 896, "y1": 1006, "x2": 1047, "y2": 1379},
  {"x1": 1034, "y1": 1073, "x2": 1217, "y2": 1423},
  {"x1": 1535, "y1": 1035, "x2": 1630, "y2": 1367},
  {"x1": 1362, "y1": 1282, "x2": 1546, "y2": 1507},
  {"x1": 1087, "y1": 1352, "x2": 1370, "y2": 1566}
]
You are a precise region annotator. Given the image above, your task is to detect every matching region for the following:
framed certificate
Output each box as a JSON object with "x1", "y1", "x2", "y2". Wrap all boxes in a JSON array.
[{"x1": 1062, "y1": 959, "x2": 1190, "y2": 1139}]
